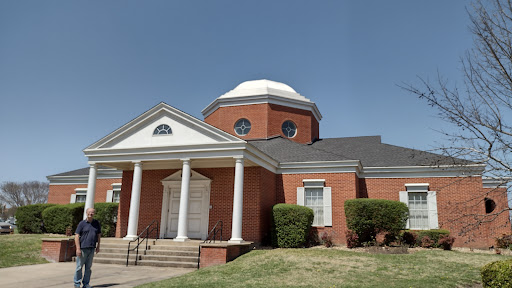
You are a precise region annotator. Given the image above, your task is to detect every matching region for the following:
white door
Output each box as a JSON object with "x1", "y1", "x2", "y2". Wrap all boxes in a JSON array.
[{"x1": 166, "y1": 185, "x2": 209, "y2": 239}]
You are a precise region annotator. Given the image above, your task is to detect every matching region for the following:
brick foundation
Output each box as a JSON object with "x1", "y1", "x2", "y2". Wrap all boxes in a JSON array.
[
  {"x1": 199, "y1": 243, "x2": 254, "y2": 268},
  {"x1": 41, "y1": 238, "x2": 76, "y2": 262}
]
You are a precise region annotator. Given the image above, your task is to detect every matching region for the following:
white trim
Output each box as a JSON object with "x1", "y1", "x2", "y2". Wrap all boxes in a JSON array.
[
  {"x1": 202, "y1": 94, "x2": 322, "y2": 122},
  {"x1": 86, "y1": 102, "x2": 242, "y2": 150},
  {"x1": 302, "y1": 179, "x2": 326, "y2": 183},
  {"x1": 427, "y1": 191, "x2": 439, "y2": 229},
  {"x1": 296, "y1": 187, "x2": 305, "y2": 206},
  {"x1": 106, "y1": 190, "x2": 113, "y2": 202},
  {"x1": 323, "y1": 187, "x2": 332, "y2": 227},
  {"x1": 75, "y1": 188, "x2": 87, "y2": 194},
  {"x1": 405, "y1": 183, "x2": 429, "y2": 192},
  {"x1": 399, "y1": 191, "x2": 408, "y2": 229}
]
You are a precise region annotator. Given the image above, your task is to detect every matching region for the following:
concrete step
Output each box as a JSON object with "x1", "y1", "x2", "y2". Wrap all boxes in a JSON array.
[
  {"x1": 148, "y1": 245, "x2": 199, "y2": 251},
  {"x1": 96, "y1": 252, "x2": 140, "y2": 260},
  {"x1": 141, "y1": 254, "x2": 197, "y2": 263},
  {"x1": 137, "y1": 260, "x2": 198, "y2": 268},
  {"x1": 144, "y1": 249, "x2": 199, "y2": 257}
]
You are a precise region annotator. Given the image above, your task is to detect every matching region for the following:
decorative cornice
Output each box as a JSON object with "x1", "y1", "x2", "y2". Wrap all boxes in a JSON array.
[{"x1": 202, "y1": 94, "x2": 322, "y2": 122}]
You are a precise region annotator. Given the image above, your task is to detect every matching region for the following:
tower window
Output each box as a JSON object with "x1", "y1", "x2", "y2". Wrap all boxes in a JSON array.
[
  {"x1": 282, "y1": 120, "x2": 297, "y2": 138},
  {"x1": 234, "y1": 119, "x2": 251, "y2": 136}
]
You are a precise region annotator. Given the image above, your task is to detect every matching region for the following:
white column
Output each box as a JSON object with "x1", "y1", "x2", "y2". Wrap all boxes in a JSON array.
[
  {"x1": 124, "y1": 162, "x2": 143, "y2": 240},
  {"x1": 229, "y1": 157, "x2": 244, "y2": 243},
  {"x1": 159, "y1": 186, "x2": 169, "y2": 239},
  {"x1": 174, "y1": 158, "x2": 191, "y2": 242},
  {"x1": 83, "y1": 164, "x2": 97, "y2": 219}
]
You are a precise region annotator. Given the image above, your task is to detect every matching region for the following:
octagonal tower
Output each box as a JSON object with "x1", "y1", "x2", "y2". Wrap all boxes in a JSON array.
[{"x1": 202, "y1": 80, "x2": 321, "y2": 144}]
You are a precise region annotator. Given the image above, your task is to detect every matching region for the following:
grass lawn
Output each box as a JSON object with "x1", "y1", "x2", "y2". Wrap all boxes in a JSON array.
[
  {"x1": 0, "y1": 233, "x2": 62, "y2": 268},
  {"x1": 138, "y1": 247, "x2": 511, "y2": 288}
]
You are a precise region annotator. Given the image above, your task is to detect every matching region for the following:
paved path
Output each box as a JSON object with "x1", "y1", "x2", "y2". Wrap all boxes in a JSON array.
[{"x1": 0, "y1": 262, "x2": 195, "y2": 288}]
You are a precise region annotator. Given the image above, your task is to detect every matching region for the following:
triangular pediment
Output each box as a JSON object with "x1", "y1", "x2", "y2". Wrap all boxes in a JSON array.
[
  {"x1": 161, "y1": 170, "x2": 211, "y2": 182},
  {"x1": 85, "y1": 102, "x2": 243, "y2": 150}
]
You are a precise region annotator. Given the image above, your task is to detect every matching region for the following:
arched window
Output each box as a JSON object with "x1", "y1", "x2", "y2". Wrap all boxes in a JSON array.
[
  {"x1": 234, "y1": 119, "x2": 251, "y2": 136},
  {"x1": 282, "y1": 120, "x2": 297, "y2": 138},
  {"x1": 153, "y1": 124, "x2": 172, "y2": 135}
]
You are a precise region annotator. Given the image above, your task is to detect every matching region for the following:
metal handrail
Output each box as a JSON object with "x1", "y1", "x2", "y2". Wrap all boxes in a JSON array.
[
  {"x1": 126, "y1": 220, "x2": 159, "y2": 266},
  {"x1": 203, "y1": 220, "x2": 223, "y2": 244},
  {"x1": 198, "y1": 220, "x2": 223, "y2": 269}
]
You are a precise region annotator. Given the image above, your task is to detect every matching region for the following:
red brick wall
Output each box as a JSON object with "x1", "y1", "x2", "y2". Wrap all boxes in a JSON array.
[
  {"x1": 41, "y1": 239, "x2": 75, "y2": 262},
  {"x1": 359, "y1": 177, "x2": 511, "y2": 248},
  {"x1": 483, "y1": 186, "x2": 511, "y2": 245},
  {"x1": 277, "y1": 173, "x2": 359, "y2": 244},
  {"x1": 48, "y1": 178, "x2": 121, "y2": 204},
  {"x1": 199, "y1": 244, "x2": 253, "y2": 268},
  {"x1": 204, "y1": 103, "x2": 319, "y2": 143}
]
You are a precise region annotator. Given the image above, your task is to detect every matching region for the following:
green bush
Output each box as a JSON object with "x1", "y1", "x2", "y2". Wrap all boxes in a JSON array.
[
  {"x1": 344, "y1": 199, "x2": 409, "y2": 244},
  {"x1": 481, "y1": 258, "x2": 512, "y2": 287},
  {"x1": 15, "y1": 204, "x2": 56, "y2": 234},
  {"x1": 415, "y1": 229, "x2": 450, "y2": 248},
  {"x1": 94, "y1": 202, "x2": 119, "y2": 237},
  {"x1": 272, "y1": 204, "x2": 314, "y2": 248},
  {"x1": 41, "y1": 203, "x2": 84, "y2": 234}
]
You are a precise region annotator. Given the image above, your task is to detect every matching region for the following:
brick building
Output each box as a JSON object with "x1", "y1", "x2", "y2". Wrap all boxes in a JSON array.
[{"x1": 48, "y1": 79, "x2": 511, "y2": 248}]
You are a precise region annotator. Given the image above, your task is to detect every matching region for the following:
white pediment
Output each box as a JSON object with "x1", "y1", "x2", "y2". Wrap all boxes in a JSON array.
[
  {"x1": 86, "y1": 102, "x2": 243, "y2": 150},
  {"x1": 161, "y1": 170, "x2": 211, "y2": 182}
]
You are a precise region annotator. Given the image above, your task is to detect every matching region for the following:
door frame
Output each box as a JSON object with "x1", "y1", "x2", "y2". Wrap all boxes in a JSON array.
[{"x1": 159, "y1": 170, "x2": 211, "y2": 239}]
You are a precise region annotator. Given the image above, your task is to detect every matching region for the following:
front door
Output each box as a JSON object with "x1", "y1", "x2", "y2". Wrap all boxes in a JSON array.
[{"x1": 166, "y1": 184, "x2": 209, "y2": 239}]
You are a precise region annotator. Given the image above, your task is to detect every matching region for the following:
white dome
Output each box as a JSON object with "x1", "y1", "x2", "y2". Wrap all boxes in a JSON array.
[
  {"x1": 234, "y1": 79, "x2": 297, "y2": 93},
  {"x1": 218, "y1": 79, "x2": 308, "y2": 102},
  {"x1": 202, "y1": 79, "x2": 322, "y2": 121}
]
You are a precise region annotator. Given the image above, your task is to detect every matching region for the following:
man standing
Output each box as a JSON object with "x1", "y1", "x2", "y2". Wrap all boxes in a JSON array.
[{"x1": 74, "y1": 208, "x2": 101, "y2": 288}]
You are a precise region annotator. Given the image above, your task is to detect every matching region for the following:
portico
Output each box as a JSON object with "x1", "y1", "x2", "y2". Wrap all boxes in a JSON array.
[{"x1": 81, "y1": 102, "x2": 276, "y2": 243}]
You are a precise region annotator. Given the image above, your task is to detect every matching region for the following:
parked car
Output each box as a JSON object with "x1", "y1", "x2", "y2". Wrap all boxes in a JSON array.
[{"x1": 0, "y1": 222, "x2": 14, "y2": 234}]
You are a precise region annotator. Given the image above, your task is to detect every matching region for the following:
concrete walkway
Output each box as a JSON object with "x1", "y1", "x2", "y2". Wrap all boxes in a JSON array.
[{"x1": 0, "y1": 262, "x2": 195, "y2": 288}]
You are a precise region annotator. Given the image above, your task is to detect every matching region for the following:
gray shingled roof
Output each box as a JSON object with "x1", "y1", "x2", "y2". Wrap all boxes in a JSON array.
[
  {"x1": 249, "y1": 136, "x2": 471, "y2": 167},
  {"x1": 48, "y1": 165, "x2": 112, "y2": 177}
]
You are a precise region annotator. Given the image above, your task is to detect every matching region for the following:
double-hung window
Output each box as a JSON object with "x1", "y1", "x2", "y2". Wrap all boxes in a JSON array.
[
  {"x1": 107, "y1": 183, "x2": 122, "y2": 203},
  {"x1": 71, "y1": 188, "x2": 87, "y2": 203},
  {"x1": 297, "y1": 180, "x2": 332, "y2": 227},
  {"x1": 399, "y1": 183, "x2": 438, "y2": 230}
]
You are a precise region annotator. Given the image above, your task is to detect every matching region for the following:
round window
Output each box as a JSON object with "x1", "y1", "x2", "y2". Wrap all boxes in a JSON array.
[
  {"x1": 234, "y1": 119, "x2": 251, "y2": 136},
  {"x1": 282, "y1": 120, "x2": 297, "y2": 138}
]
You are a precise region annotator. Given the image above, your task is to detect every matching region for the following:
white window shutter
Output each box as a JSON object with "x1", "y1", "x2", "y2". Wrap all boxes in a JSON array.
[
  {"x1": 323, "y1": 187, "x2": 332, "y2": 226},
  {"x1": 399, "y1": 191, "x2": 409, "y2": 229},
  {"x1": 427, "y1": 191, "x2": 439, "y2": 229},
  {"x1": 70, "y1": 194, "x2": 76, "y2": 203},
  {"x1": 297, "y1": 187, "x2": 305, "y2": 206},
  {"x1": 106, "y1": 190, "x2": 113, "y2": 203}
]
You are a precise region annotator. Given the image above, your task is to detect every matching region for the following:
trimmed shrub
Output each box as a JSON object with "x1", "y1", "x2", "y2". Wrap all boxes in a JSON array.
[
  {"x1": 344, "y1": 199, "x2": 408, "y2": 244},
  {"x1": 400, "y1": 231, "x2": 417, "y2": 247},
  {"x1": 496, "y1": 234, "x2": 512, "y2": 249},
  {"x1": 94, "y1": 202, "x2": 119, "y2": 237},
  {"x1": 438, "y1": 235, "x2": 456, "y2": 250},
  {"x1": 42, "y1": 203, "x2": 84, "y2": 234},
  {"x1": 320, "y1": 231, "x2": 335, "y2": 247},
  {"x1": 346, "y1": 230, "x2": 359, "y2": 248},
  {"x1": 15, "y1": 203, "x2": 56, "y2": 234},
  {"x1": 272, "y1": 204, "x2": 314, "y2": 248},
  {"x1": 421, "y1": 236, "x2": 434, "y2": 248},
  {"x1": 481, "y1": 258, "x2": 512, "y2": 287},
  {"x1": 416, "y1": 229, "x2": 450, "y2": 248}
]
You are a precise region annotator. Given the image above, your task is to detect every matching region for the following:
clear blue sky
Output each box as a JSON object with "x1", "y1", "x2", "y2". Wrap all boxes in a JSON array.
[{"x1": 0, "y1": 0, "x2": 474, "y2": 183}]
